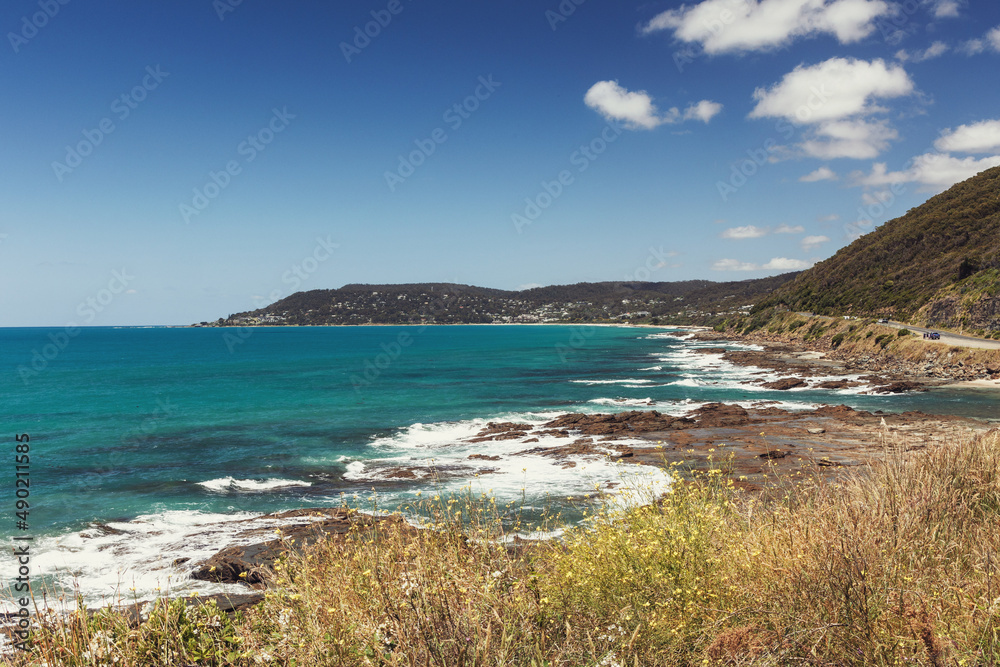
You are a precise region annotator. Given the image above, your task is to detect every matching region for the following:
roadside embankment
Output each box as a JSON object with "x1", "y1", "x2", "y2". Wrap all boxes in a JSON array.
[{"x1": 710, "y1": 311, "x2": 1000, "y2": 385}]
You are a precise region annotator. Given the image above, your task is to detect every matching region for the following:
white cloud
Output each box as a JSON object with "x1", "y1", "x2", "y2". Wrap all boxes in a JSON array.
[
  {"x1": 928, "y1": 0, "x2": 960, "y2": 18},
  {"x1": 961, "y1": 25, "x2": 1000, "y2": 55},
  {"x1": 584, "y1": 81, "x2": 722, "y2": 130},
  {"x1": 721, "y1": 225, "x2": 769, "y2": 239},
  {"x1": 961, "y1": 39, "x2": 986, "y2": 55},
  {"x1": 800, "y1": 166, "x2": 839, "y2": 182},
  {"x1": 642, "y1": 0, "x2": 891, "y2": 55},
  {"x1": 518, "y1": 283, "x2": 543, "y2": 291},
  {"x1": 712, "y1": 258, "x2": 760, "y2": 271},
  {"x1": 801, "y1": 118, "x2": 899, "y2": 159},
  {"x1": 861, "y1": 190, "x2": 892, "y2": 206},
  {"x1": 750, "y1": 58, "x2": 914, "y2": 160},
  {"x1": 712, "y1": 256, "x2": 812, "y2": 271},
  {"x1": 853, "y1": 153, "x2": 1000, "y2": 191},
  {"x1": 750, "y1": 58, "x2": 913, "y2": 125},
  {"x1": 936, "y1": 119, "x2": 1000, "y2": 154},
  {"x1": 775, "y1": 224, "x2": 805, "y2": 234},
  {"x1": 896, "y1": 41, "x2": 949, "y2": 62},
  {"x1": 763, "y1": 257, "x2": 812, "y2": 270},
  {"x1": 818, "y1": 213, "x2": 841, "y2": 222},
  {"x1": 801, "y1": 235, "x2": 831, "y2": 250},
  {"x1": 584, "y1": 81, "x2": 662, "y2": 130},
  {"x1": 683, "y1": 100, "x2": 724, "y2": 123}
]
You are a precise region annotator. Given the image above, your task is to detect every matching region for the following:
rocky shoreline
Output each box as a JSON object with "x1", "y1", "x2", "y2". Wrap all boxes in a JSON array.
[
  {"x1": 155, "y1": 330, "x2": 1000, "y2": 615},
  {"x1": 699, "y1": 328, "x2": 1000, "y2": 389},
  {"x1": 174, "y1": 404, "x2": 991, "y2": 607}
]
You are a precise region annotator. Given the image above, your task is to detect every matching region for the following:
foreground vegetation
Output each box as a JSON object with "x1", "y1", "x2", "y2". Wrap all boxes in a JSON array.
[{"x1": 9, "y1": 430, "x2": 1000, "y2": 666}]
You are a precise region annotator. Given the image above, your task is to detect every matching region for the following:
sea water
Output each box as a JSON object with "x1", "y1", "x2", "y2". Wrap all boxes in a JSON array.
[{"x1": 1, "y1": 325, "x2": 996, "y2": 607}]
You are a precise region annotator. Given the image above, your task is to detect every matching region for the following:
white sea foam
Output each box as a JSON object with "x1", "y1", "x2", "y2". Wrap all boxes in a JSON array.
[
  {"x1": 198, "y1": 477, "x2": 312, "y2": 493},
  {"x1": 588, "y1": 397, "x2": 657, "y2": 407},
  {"x1": 0, "y1": 509, "x2": 336, "y2": 613},
  {"x1": 649, "y1": 344, "x2": 880, "y2": 397},
  {"x1": 343, "y1": 460, "x2": 368, "y2": 478},
  {"x1": 571, "y1": 378, "x2": 653, "y2": 385},
  {"x1": 643, "y1": 331, "x2": 695, "y2": 340},
  {"x1": 346, "y1": 412, "x2": 673, "y2": 517}
]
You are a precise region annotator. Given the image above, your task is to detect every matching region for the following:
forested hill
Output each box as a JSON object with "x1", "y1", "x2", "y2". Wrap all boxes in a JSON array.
[
  {"x1": 757, "y1": 166, "x2": 1000, "y2": 332},
  {"x1": 200, "y1": 274, "x2": 798, "y2": 327}
]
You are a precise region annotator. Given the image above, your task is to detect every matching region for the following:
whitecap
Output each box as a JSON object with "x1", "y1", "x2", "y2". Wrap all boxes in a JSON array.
[{"x1": 198, "y1": 477, "x2": 312, "y2": 493}]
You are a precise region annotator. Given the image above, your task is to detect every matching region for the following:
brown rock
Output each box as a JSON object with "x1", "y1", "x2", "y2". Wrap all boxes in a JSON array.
[
  {"x1": 762, "y1": 377, "x2": 808, "y2": 390},
  {"x1": 815, "y1": 380, "x2": 850, "y2": 389},
  {"x1": 871, "y1": 381, "x2": 925, "y2": 394},
  {"x1": 191, "y1": 509, "x2": 409, "y2": 587},
  {"x1": 690, "y1": 403, "x2": 751, "y2": 427},
  {"x1": 467, "y1": 422, "x2": 534, "y2": 442},
  {"x1": 814, "y1": 404, "x2": 857, "y2": 417}
]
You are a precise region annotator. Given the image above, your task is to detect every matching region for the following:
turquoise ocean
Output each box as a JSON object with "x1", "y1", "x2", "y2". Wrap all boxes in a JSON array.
[{"x1": 2, "y1": 325, "x2": 997, "y2": 608}]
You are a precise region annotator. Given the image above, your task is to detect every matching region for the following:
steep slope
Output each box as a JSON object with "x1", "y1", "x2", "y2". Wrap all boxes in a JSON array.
[{"x1": 758, "y1": 166, "x2": 1000, "y2": 329}]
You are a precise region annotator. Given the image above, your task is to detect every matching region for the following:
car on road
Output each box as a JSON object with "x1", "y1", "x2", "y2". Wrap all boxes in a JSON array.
[{"x1": 878, "y1": 318, "x2": 889, "y2": 324}]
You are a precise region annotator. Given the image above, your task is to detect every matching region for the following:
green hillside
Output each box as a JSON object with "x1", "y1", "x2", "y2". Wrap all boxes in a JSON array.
[
  {"x1": 206, "y1": 274, "x2": 798, "y2": 327},
  {"x1": 758, "y1": 166, "x2": 1000, "y2": 329}
]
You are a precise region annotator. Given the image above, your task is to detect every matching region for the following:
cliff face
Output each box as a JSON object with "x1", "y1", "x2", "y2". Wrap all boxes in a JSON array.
[
  {"x1": 923, "y1": 293, "x2": 1000, "y2": 332},
  {"x1": 919, "y1": 267, "x2": 1000, "y2": 333}
]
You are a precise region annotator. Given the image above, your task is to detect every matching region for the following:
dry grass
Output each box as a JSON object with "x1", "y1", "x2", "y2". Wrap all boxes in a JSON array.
[{"x1": 7, "y1": 431, "x2": 1000, "y2": 666}]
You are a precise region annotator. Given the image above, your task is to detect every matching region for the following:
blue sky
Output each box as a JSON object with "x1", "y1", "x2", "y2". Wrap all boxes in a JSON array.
[{"x1": 2, "y1": 0, "x2": 1000, "y2": 326}]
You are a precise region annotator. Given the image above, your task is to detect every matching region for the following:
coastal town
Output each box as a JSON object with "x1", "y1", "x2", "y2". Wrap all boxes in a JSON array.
[{"x1": 194, "y1": 281, "x2": 764, "y2": 328}]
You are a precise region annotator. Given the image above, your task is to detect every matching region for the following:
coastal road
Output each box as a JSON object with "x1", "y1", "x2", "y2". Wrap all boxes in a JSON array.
[{"x1": 882, "y1": 321, "x2": 1000, "y2": 351}]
